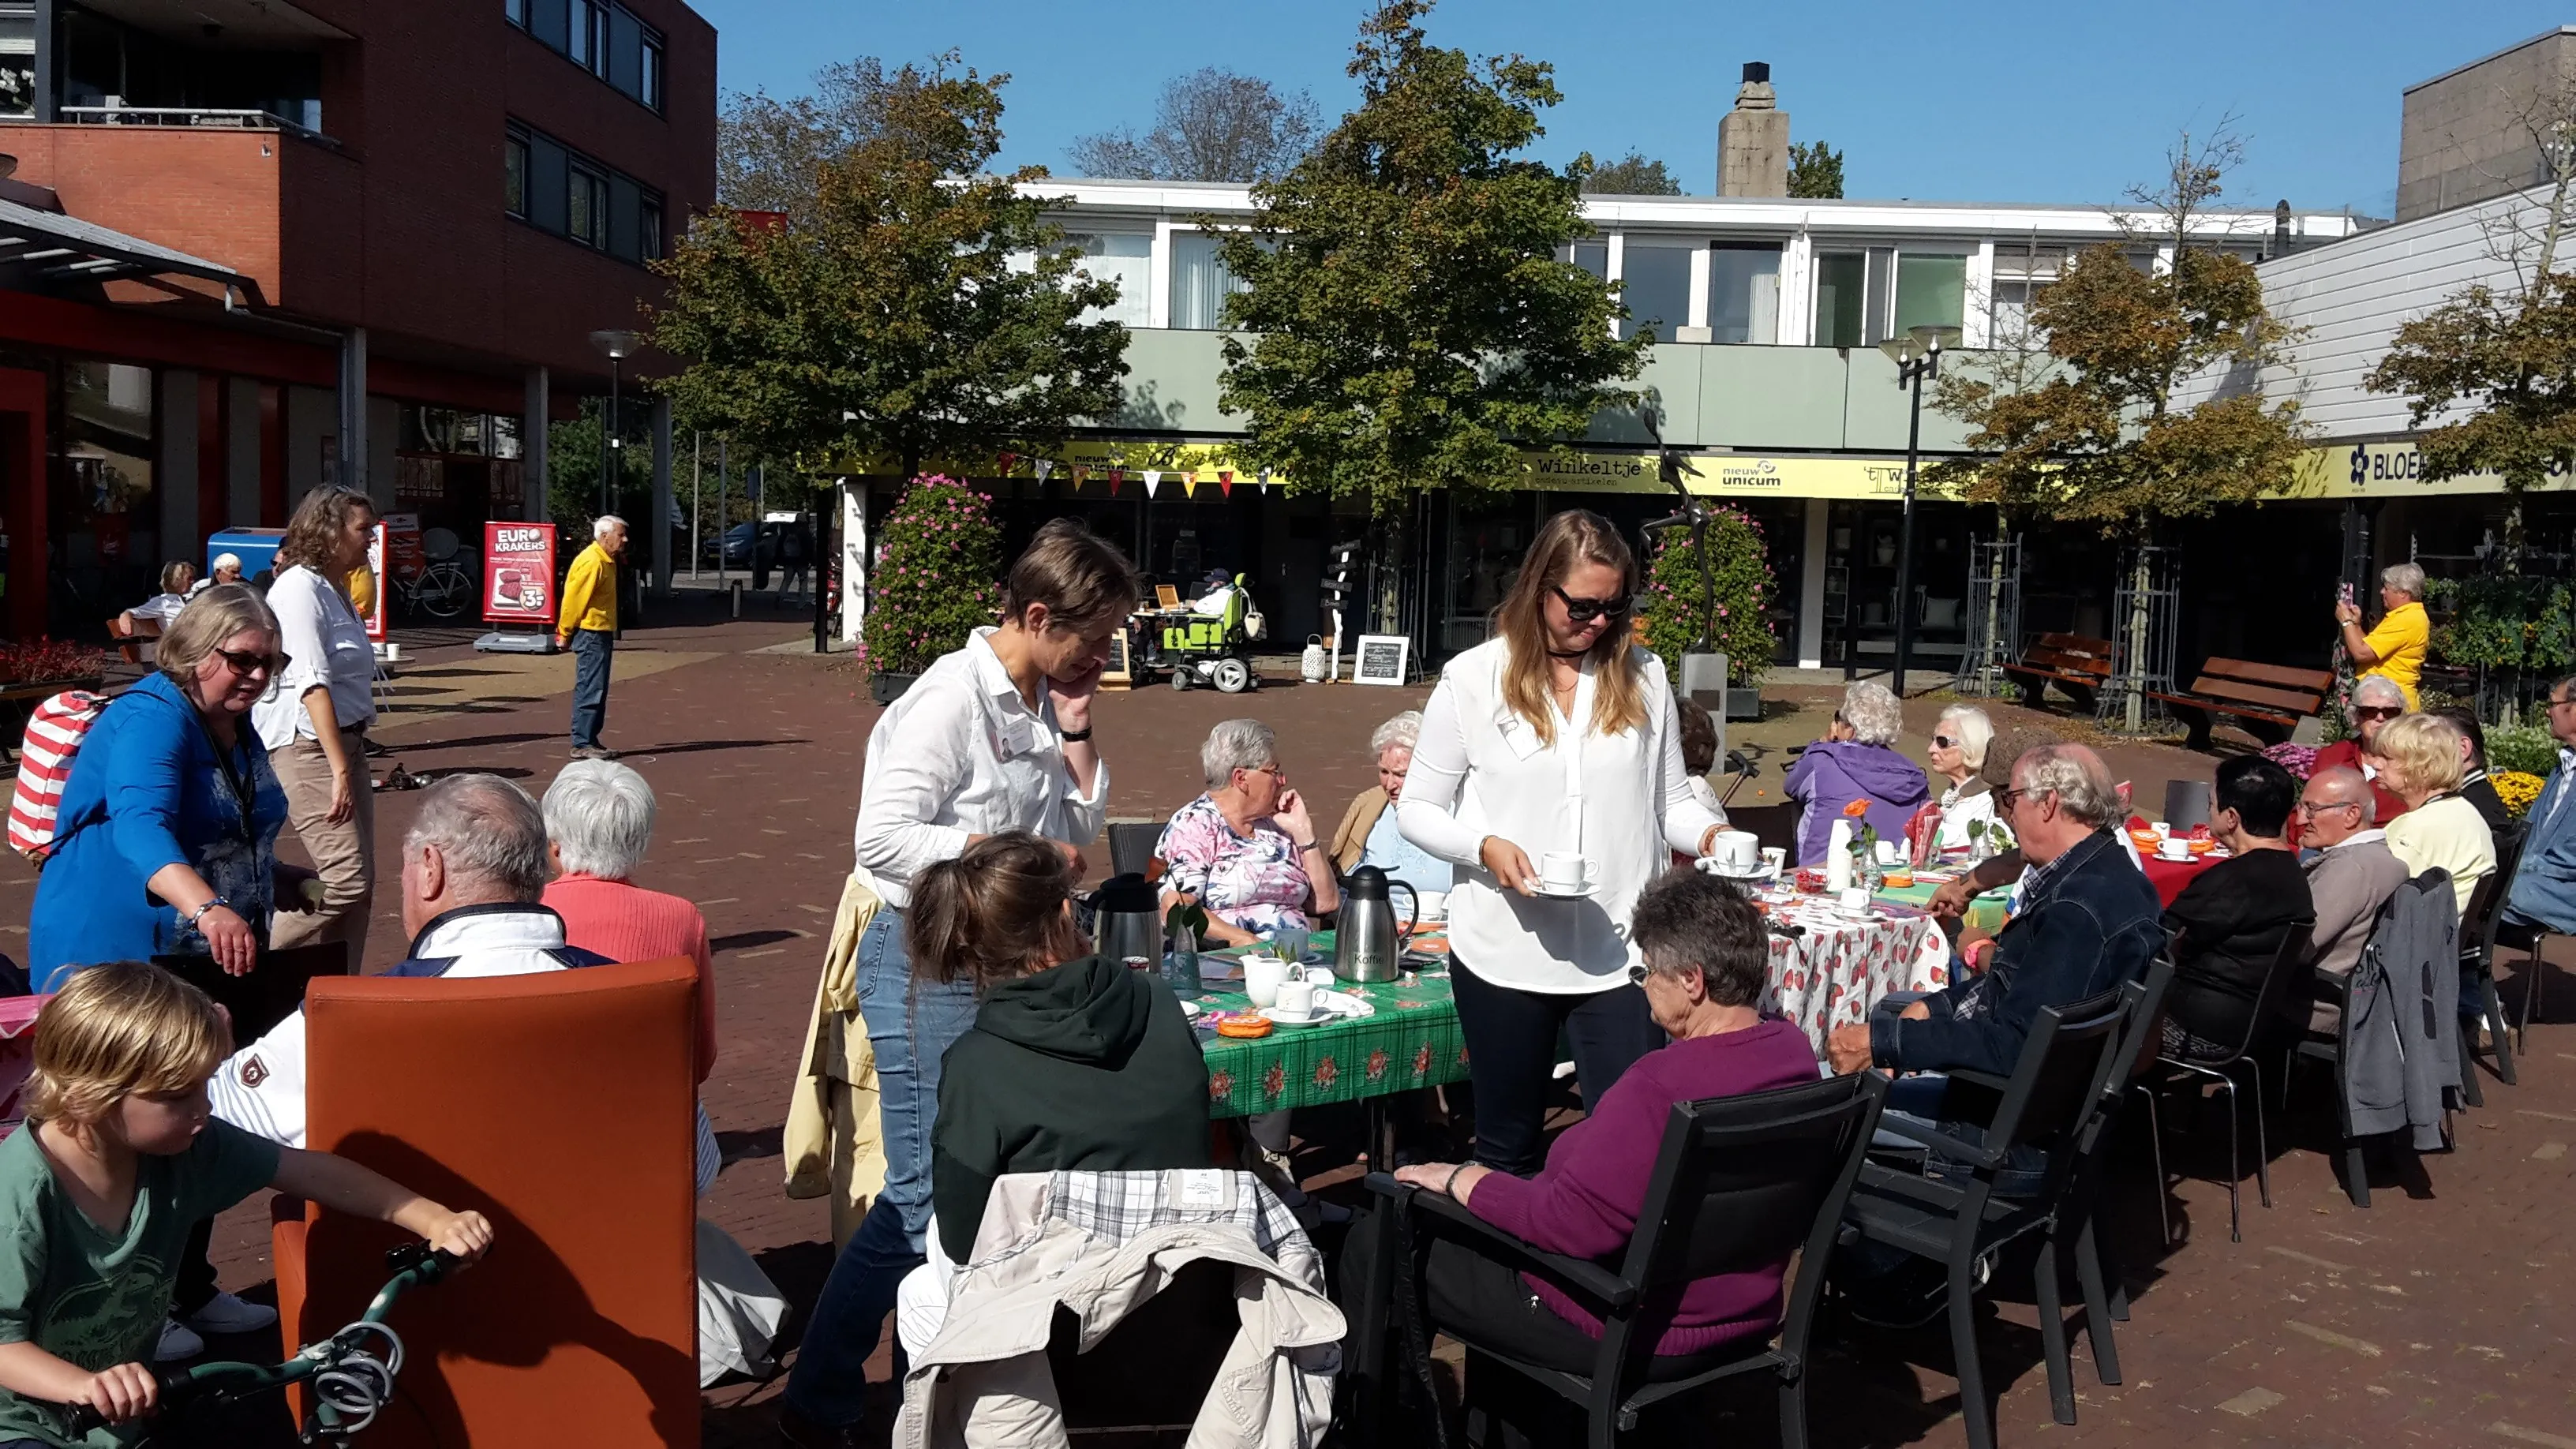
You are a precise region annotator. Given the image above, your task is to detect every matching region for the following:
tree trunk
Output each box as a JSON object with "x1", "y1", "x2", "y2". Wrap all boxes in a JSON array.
[{"x1": 2124, "y1": 540, "x2": 2150, "y2": 734}]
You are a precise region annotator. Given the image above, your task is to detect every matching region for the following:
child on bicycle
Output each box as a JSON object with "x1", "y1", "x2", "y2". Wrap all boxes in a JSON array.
[{"x1": 0, "y1": 962, "x2": 493, "y2": 1443}]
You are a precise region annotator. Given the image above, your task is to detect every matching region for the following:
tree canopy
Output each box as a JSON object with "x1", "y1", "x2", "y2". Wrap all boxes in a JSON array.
[
  {"x1": 2368, "y1": 272, "x2": 2576, "y2": 500},
  {"x1": 1583, "y1": 152, "x2": 1680, "y2": 195},
  {"x1": 651, "y1": 57, "x2": 1129, "y2": 480},
  {"x1": 1067, "y1": 68, "x2": 1320, "y2": 182},
  {"x1": 1786, "y1": 140, "x2": 1844, "y2": 199},
  {"x1": 1211, "y1": 0, "x2": 1647, "y2": 514},
  {"x1": 717, "y1": 56, "x2": 955, "y2": 214}
]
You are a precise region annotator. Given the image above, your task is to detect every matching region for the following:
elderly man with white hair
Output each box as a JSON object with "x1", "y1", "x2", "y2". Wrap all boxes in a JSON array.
[
  {"x1": 1784, "y1": 680, "x2": 1931, "y2": 866},
  {"x1": 2312, "y1": 674, "x2": 2411, "y2": 824},
  {"x1": 2296, "y1": 765, "x2": 2408, "y2": 1032},
  {"x1": 2337, "y1": 562, "x2": 2431, "y2": 710},
  {"x1": 541, "y1": 758, "x2": 719, "y2": 1084},
  {"x1": 558, "y1": 513, "x2": 629, "y2": 760}
]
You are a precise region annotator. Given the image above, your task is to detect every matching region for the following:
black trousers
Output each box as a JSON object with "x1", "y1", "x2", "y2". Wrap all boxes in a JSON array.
[
  {"x1": 1342, "y1": 1213, "x2": 1606, "y2": 1376},
  {"x1": 1447, "y1": 959, "x2": 1662, "y2": 1176}
]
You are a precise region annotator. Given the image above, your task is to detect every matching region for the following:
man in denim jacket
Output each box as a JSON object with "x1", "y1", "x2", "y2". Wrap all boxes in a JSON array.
[
  {"x1": 1830, "y1": 743, "x2": 2164, "y2": 1080},
  {"x1": 2503, "y1": 673, "x2": 2576, "y2": 942}
]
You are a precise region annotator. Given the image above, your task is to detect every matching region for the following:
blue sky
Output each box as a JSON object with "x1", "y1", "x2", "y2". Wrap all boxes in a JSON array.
[{"x1": 691, "y1": 2, "x2": 2569, "y2": 216}]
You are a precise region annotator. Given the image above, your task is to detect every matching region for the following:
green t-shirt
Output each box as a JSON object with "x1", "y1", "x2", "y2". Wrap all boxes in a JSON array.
[{"x1": 0, "y1": 1119, "x2": 280, "y2": 1447}]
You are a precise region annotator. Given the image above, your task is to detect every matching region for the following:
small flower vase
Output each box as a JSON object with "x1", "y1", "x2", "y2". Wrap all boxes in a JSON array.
[{"x1": 1165, "y1": 927, "x2": 1201, "y2": 996}]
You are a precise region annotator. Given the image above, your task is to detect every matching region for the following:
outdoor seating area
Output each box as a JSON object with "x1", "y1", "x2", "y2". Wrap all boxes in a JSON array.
[
  {"x1": 1998, "y1": 633, "x2": 2114, "y2": 714},
  {"x1": 2145, "y1": 658, "x2": 2336, "y2": 751}
]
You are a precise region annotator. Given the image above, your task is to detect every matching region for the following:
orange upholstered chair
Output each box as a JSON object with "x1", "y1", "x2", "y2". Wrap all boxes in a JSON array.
[{"x1": 269, "y1": 957, "x2": 700, "y2": 1447}]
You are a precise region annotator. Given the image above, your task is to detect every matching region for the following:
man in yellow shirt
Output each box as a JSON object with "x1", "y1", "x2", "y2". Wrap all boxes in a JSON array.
[
  {"x1": 2336, "y1": 561, "x2": 2429, "y2": 710},
  {"x1": 557, "y1": 515, "x2": 627, "y2": 760}
]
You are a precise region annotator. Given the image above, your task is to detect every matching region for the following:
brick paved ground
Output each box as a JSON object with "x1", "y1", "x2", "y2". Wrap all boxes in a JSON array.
[{"x1": 3, "y1": 612, "x2": 2570, "y2": 1447}]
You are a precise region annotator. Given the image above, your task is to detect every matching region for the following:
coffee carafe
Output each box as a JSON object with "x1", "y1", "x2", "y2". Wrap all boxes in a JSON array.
[
  {"x1": 1091, "y1": 872, "x2": 1163, "y2": 972},
  {"x1": 1332, "y1": 864, "x2": 1417, "y2": 984}
]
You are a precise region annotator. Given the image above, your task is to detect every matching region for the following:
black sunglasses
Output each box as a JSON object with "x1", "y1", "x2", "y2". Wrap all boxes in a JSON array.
[
  {"x1": 2351, "y1": 705, "x2": 2403, "y2": 721},
  {"x1": 215, "y1": 647, "x2": 287, "y2": 678},
  {"x1": 1932, "y1": 734, "x2": 1960, "y2": 749},
  {"x1": 1552, "y1": 585, "x2": 1631, "y2": 626},
  {"x1": 1627, "y1": 964, "x2": 1650, "y2": 986}
]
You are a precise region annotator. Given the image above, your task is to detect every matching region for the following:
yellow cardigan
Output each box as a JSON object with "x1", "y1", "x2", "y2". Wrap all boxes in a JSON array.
[{"x1": 558, "y1": 541, "x2": 617, "y2": 637}]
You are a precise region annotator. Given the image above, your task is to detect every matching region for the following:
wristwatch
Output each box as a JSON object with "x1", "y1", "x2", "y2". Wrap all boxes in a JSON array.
[{"x1": 185, "y1": 897, "x2": 230, "y2": 927}]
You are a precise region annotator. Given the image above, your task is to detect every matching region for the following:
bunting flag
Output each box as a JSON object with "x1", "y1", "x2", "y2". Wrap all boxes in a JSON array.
[
  {"x1": 998, "y1": 451, "x2": 1019, "y2": 475},
  {"x1": 1219, "y1": 470, "x2": 1234, "y2": 498},
  {"x1": 1143, "y1": 469, "x2": 1162, "y2": 497},
  {"x1": 1258, "y1": 468, "x2": 1273, "y2": 495},
  {"x1": 1181, "y1": 472, "x2": 1197, "y2": 498},
  {"x1": 1035, "y1": 459, "x2": 1055, "y2": 482},
  {"x1": 1109, "y1": 467, "x2": 1125, "y2": 496}
]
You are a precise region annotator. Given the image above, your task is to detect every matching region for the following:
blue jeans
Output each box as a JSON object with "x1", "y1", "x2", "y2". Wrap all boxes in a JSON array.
[
  {"x1": 782, "y1": 908, "x2": 979, "y2": 1428},
  {"x1": 569, "y1": 628, "x2": 612, "y2": 750},
  {"x1": 1868, "y1": 993, "x2": 2049, "y2": 1199}
]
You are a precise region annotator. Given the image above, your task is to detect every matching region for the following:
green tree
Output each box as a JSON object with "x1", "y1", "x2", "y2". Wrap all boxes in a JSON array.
[
  {"x1": 545, "y1": 399, "x2": 654, "y2": 535},
  {"x1": 1930, "y1": 126, "x2": 2307, "y2": 725},
  {"x1": 651, "y1": 54, "x2": 1129, "y2": 481},
  {"x1": 1212, "y1": 0, "x2": 1647, "y2": 515},
  {"x1": 1583, "y1": 151, "x2": 1680, "y2": 195},
  {"x1": 1786, "y1": 140, "x2": 1844, "y2": 199},
  {"x1": 719, "y1": 56, "x2": 953, "y2": 213}
]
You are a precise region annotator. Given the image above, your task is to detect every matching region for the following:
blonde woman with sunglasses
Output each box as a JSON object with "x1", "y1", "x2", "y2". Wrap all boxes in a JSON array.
[
  {"x1": 29, "y1": 584, "x2": 317, "y2": 988},
  {"x1": 1395, "y1": 509, "x2": 1729, "y2": 1176}
]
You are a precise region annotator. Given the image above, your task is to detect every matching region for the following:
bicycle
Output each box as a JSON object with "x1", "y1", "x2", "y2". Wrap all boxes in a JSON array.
[
  {"x1": 70, "y1": 1243, "x2": 469, "y2": 1446},
  {"x1": 393, "y1": 559, "x2": 474, "y2": 621}
]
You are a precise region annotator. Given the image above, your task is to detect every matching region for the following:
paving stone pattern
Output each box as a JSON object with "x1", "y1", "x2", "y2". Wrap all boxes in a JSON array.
[{"x1": 2, "y1": 616, "x2": 2570, "y2": 1447}]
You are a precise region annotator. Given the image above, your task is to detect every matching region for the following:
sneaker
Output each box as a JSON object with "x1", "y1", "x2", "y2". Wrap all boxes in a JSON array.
[
  {"x1": 183, "y1": 1290, "x2": 279, "y2": 1335},
  {"x1": 155, "y1": 1318, "x2": 204, "y2": 1362},
  {"x1": 570, "y1": 746, "x2": 619, "y2": 761}
]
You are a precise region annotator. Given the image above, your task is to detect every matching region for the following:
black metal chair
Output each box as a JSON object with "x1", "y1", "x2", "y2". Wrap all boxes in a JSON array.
[
  {"x1": 2458, "y1": 821, "x2": 2529, "y2": 1105},
  {"x1": 1362, "y1": 1072, "x2": 1887, "y2": 1449},
  {"x1": 2286, "y1": 869, "x2": 2455, "y2": 1208},
  {"x1": 2060, "y1": 954, "x2": 2177, "y2": 1347},
  {"x1": 1838, "y1": 986, "x2": 2129, "y2": 1449},
  {"x1": 2132, "y1": 923, "x2": 2314, "y2": 1244},
  {"x1": 1106, "y1": 820, "x2": 1166, "y2": 879}
]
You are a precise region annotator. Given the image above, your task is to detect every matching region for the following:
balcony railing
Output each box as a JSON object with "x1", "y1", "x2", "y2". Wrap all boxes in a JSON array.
[{"x1": 58, "y1": 105, "x2": 333, "y2": 147}]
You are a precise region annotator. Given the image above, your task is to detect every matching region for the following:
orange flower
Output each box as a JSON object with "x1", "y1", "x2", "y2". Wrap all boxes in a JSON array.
[{"x1": 1842, "y1": 799, "x2": 1870, "y2": 818}]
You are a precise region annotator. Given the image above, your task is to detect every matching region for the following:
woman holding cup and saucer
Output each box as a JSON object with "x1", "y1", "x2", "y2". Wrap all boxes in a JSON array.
[{"x1": 1395, "y1": 511, "x2": 1732, "y2": 1177}]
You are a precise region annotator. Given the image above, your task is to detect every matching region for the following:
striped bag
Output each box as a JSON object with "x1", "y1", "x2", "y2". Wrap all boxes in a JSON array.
[{"x1": 8, "y1": 690, "x2": 110, "y2": 865}]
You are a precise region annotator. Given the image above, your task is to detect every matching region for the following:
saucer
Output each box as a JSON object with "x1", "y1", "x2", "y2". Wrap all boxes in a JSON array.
[
  {"x1": 1260, "y1": 1006, "x2": 1333, "y2": 1029},
  {"x1": 1530, "y1": 879, "x2": 1597, "y2": 900},
  {"x1": 1697, "y1": 859, "x2": 1777, "y2": 882}
]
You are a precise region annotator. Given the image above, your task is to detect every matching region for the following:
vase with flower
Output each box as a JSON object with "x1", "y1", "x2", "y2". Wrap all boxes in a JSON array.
[{"x1": 1841, "y1": 798, "x2": 1884, "y2": 894}]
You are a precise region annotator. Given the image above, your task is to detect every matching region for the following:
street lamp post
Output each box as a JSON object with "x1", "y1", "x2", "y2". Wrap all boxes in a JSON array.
[
  {"x1": 589, "y1": 329, "x2": 639, "y2": 515},
  {"x1": 1878, "y1": 324, "x2": 1963, "y2": 697}
]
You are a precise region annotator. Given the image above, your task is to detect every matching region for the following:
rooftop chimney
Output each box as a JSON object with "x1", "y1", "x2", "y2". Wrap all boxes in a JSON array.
[{"x1": 1717, "y1": 62, "x2": 1789, "y2": 198}]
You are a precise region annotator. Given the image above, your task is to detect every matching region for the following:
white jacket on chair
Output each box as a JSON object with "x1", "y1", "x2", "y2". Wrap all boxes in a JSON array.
[{"x1": 893, "y1": 1169, "x2": 1344, "y2": 1449}]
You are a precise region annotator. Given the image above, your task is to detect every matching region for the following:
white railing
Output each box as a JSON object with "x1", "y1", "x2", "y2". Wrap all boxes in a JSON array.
[{"x1": 59, "y1": 105, "x2": 331, "y2": 144}]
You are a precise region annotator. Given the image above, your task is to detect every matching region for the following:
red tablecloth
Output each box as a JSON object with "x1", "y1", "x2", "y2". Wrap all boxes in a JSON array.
[{"x1": 2137, "y1": 851, "x2": 2222, "y2": 906}]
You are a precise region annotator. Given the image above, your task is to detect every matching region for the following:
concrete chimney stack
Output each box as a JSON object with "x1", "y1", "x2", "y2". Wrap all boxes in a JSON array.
[{"x1": 1717, "y1": 62, "x2": 1790, "y2": 198}]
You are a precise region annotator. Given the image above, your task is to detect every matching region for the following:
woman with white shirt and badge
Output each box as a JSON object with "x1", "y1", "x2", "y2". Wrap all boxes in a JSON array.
[
  {"x1": 1396, "y1": 510, "x2": 1730, "y2": 1178},
  {"x1": 780, "y1": 518, "x2": 1137, "y2": 1448},
  {"x1": 256, "y1": 486, "x2": 382, "y2": 964}
]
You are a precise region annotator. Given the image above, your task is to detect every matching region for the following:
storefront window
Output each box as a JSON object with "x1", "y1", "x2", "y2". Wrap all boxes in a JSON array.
[
  {"x1": 0, "y1": 3, "x2": 34, "y2": 118},
  {"x1": 53, "y1": 362, "x2": 158, "y2": 631}
]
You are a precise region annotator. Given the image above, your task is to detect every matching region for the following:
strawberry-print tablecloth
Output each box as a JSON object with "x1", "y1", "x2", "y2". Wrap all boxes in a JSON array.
[{"x1": 1756, "y1": 897, "x2": 1952, "y2": 1054}]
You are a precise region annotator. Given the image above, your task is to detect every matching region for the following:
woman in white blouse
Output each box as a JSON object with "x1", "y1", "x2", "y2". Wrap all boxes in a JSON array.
[
  {"x1": 1397, "y1": 509, "x2": 1729, "y2": 1175},
  {"x1": 1928, "y1": 703, "x2": 1999, "y2": 854},
  {"x1": 783, "y1": 518, "x2": 1139, "y2": 1444},
  {"x1": 256, "y1": 487, "x2": 381, "y2": 963}
]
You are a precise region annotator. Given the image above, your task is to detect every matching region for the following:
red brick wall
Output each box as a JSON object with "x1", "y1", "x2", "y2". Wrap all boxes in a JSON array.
[{"x1": 11, "y1": 2, "x2": 717, "y2": 388}]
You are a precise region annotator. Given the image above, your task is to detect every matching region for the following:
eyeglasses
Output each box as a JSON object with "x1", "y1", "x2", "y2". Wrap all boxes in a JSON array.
[
  {"x1": 1627, "y1": 964, "x2": 1650, "y2": 986},
  {"x1": 1551, "y1": 585, "x2": 1631, "y2": 626},
  {"x1": 214, "y1": 647, "x2": 286, "y2": 678},
  {"x1": 2301, "y1": 799, "x2": 2363, "y2": 816},
  {"x1": 1994, "y1": 784, "x2": 2035, "y2": 812},
  {"x1": 2351, "y1": 705, "x2": 2403, "y2": 721},
  {"x1": 2549, "y1": 695, "x2": 2576, "y2": 711},
  {"x1": 1932, "y1": 735, "x2": 1960, "y2": 749}
]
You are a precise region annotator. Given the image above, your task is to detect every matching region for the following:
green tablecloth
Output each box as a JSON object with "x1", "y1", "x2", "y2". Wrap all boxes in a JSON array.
[
  {"x1": 1189, "y1": 934, "x2": 1467, "y2": 1119},
  {"x1": 1871, "y1": 878, "x2": 2010, "y2": 933}
]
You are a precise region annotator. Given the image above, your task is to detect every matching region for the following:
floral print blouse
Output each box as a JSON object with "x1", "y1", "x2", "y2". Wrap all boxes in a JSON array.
[{"x1": 1155, "y1": 794, "x2": 1314, "y2": 938}]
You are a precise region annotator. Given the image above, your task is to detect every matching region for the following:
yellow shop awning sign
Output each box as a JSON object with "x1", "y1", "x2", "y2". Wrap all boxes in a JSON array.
[{"x1": 2288, "y1": 440, "x2": 2574, "y2": 500}]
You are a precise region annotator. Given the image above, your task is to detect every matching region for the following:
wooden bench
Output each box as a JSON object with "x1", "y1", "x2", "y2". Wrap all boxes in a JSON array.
[
  {"x1": 2146, "y1": 658, "x2": 2335, "y2": 751},
  {"x1": 1999, "y1": 632, "x2": 2116, "y2": 713}
]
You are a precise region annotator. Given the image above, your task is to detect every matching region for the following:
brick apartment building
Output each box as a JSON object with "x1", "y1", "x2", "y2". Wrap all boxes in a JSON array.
[{"x1": 0, "y1": 0, "x2": 715, "y2": 639}]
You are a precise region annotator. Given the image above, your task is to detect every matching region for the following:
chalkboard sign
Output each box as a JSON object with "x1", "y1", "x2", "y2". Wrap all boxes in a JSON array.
[
  {"x1": 1100, "y1": 623, "x2": 1133, "y2": 689},
  {"x1": 1353, "y1": 634, "x2": 1411, "y2": 687}
]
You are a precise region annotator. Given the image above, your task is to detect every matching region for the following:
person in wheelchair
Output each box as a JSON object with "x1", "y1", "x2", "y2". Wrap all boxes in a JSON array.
[{"x1": 1155, "y1": 570, "x2": 1264, "y2": 692}]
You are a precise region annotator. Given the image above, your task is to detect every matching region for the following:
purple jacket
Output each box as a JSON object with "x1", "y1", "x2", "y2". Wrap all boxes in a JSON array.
[
  {"x1": 1783, "y1": 740, "x2": 1931, "y2": 867},
  {"x1": 1468, "y1": 1018, "x2": 1822, "y2": 1355}
]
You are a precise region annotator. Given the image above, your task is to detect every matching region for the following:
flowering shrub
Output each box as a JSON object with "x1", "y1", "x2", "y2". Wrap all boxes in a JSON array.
[
  {"x1": 2261, "y1": 742, "x2": 2320, "y2": 781},
  {"x1": 0, "y1": 638, "x2": 110, "y2": 684},
  {"x1": 2496, "y1": 770, "x2": 2545, "y2": 818},
  {"x1": 1638, "y1": 506, "x2": 1777, "y2": 687},
  {"x1": 2488, "y1": 723, "x2": 2561, "y2": 781},
  {"x1": 863, "y1": 474, "x2": 1000, "y2": 677}
]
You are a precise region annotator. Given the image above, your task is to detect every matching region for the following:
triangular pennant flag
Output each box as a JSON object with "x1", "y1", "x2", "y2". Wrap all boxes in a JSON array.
[
  {"x1": 1034, "y1": 459, "x2": 1054, "y2": 482},
  {"x1": 1143, "y1": 469, "x2": 1162, "y2": 497},
  {"x1": 1109, "y1": 467, "x2": 1124, "y2": 496},
  {"x1": 1219, "y1": 470, "x2": 1234, "y2": 499},
  {"x1": 1181, "y1": 472, "x2": 1197, "y2": 498},
  {"x1": 998, "y1": 451, "x2": 1019, "y2": 475},
  {"x1": 1258, "y1": 468, "x2": 1273, "y2": 495}
]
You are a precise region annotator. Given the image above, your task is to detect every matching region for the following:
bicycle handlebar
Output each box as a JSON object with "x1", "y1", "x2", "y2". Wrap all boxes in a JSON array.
[{"x1": 67, "y1": 1246, "x2": 467, "y2": 1436}]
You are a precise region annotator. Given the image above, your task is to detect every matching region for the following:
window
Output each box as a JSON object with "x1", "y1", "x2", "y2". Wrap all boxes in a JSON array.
[
  {"x1": 1812, "y1": 252, "x2": 1867, "y2": 347},
  {"x1": 1058, "y1": 232, "x2": 1152, "y2": 328},
  {"x1": 1990, "y1": 281, "x2": 2045, "y2": 343},
  {"x1": 504, "y1": 0, "x2": 526, "y2": 24},
  {"x1": 567, "y1": 166, "x2": 605, "y2": 246},
  {"x1": 0, "y1": 2, "x2": 32, "y2": 118},
  {"x1": 567, "y1": 0, "x2": 595, "y2": 69},
  {"x1": 1893, "y1": 253, "x2": 1968, "y2": 337},
  {"x1": 641, "y1": 33, "x2": 663, "y2": 110},
  {"x1": 1170, "y1": 230, "x2": 1250, "y2": 329},
  {"x1": 1616, "y1": 240, "x2": 1694, "y2": 343},
  {"x1": 1560, "y1": 240, "x2": 1608, "y2": 281},
  {"x1": 504, "y1": 130, "x2": 530, "y2": 217},
  {"x1": 640, "y1": 197, "x2": 664, "y2": 260},
  {"x1": 1706, "y1": 243, "x2": 1781, "y2": 344}
]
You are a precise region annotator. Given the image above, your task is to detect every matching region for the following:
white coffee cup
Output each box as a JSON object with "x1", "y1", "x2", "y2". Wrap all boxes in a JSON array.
[
  {"x1": 1302, "y1": 964, "x2": 1337, "y2": 987},
  {"x1": 1838, "y1": 886, "x2": 1874, "y2": 915},
  {"x1": 2151, "y1": 821, "x2": 2171, "y2": 837},
  {"x1": 1540, "y1": 852, "x2": 1593, "y2": 892},
  {"x1": 1275, "y1": 979, "x2": 1317, "y2": 1018},
  {"x1": 1874, "y1": 838, "x2": 1901, "y2": 866},
  {"x1": 1242, "y1": 955, "x2": 1289, "y2": 1008},
  {"x1": 2156, "y1": 841, "x2": 2192, "y2": 863},
  {"x1": 1761, "y1": 847, "x2": 1788, "y2": 877},
  {"x1": 1413, "y1": 889, "x2": 1447, "y2": 922},
  {"x1": 1709, "y1": 829, "x2": 1760, "y2": 873}
]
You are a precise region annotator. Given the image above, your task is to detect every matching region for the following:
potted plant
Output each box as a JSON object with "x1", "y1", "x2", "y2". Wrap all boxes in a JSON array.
[
  {"x1": 863, "y1": 474, "x2": 1002, "y2": 705},
  {"x1": 1638, "y1": 505, "x2": 1779, "y2": 719}
]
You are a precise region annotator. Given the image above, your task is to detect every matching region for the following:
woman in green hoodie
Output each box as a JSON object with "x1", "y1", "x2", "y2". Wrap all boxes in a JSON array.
[{"x1": 915, "y1": 832, "x2": 1216, "y2": 1259}]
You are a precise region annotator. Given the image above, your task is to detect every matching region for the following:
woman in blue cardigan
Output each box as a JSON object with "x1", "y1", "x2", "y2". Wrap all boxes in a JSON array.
[{"x1": 28, "y1": 583, "x2": 309, "y2": 989}]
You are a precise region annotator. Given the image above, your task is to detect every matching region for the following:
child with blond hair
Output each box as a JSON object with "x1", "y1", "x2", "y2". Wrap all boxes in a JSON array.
[{"x1": 0, "y1": 962, "x2": 491, "y2": 1443}]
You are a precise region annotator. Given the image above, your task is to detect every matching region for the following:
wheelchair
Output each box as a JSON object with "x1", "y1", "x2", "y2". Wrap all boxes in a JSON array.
[{"x1": 1148, "y1": 573, "x2": 1264, "y2": 693}]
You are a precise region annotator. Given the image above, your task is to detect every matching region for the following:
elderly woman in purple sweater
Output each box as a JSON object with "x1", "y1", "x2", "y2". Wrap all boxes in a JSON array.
[{"x1": 1368, "y1": 868, "x2": 1818, "y2": 1369}]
